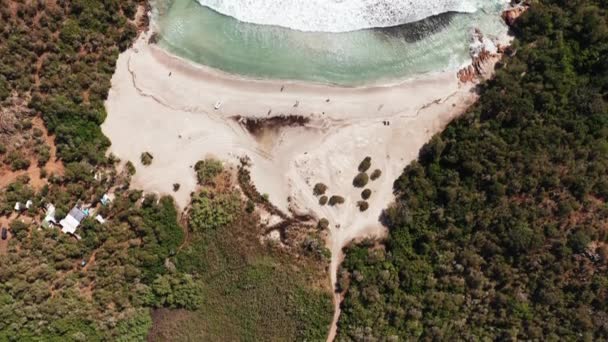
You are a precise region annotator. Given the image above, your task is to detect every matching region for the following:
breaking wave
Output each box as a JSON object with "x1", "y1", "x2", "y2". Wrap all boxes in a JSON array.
[{"x1": 196, "y1": 0, "x2": 484, "y2": 32}]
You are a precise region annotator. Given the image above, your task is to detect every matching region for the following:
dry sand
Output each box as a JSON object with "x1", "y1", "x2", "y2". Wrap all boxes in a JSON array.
[{"x1": 103, "y1": 32, "x2": 500, "y2": 341}]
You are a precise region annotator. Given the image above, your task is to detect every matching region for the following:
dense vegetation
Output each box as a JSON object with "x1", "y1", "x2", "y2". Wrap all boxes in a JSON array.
[
  {"x1": 338, "y1": 1, "x2": 608, "y2": 340},
  {"x1": 0, "y1": 0, "x2": 141, "y2": 165},
  {"x1": 0, "y1": 1, "x2": 333, "y2": 340},
  {"x1": 150, "y1": 166, "x2": 333, "y2": 341},
  {"x1": 0, "y1": 179, "x2": 189, "y2": 340}
]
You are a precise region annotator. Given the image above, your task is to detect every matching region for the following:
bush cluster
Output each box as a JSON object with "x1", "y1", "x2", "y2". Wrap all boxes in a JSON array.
[
  {"x1": 328, "y1": 195, "x2": 345, "y2": 206},
  {"x1": 370, "y1": 169, "x2": 382, "y2": 181},
  {"x1": 140, "y1": 152, "x2": 153, "y2": 166},
  {"x1": 356, "y1": 201, "x2": 369, "y2": 212},
  {"x1": 319, "y1": 195, "x2": 328, "y2": 206},
  {"x1": 194, "y1": 159, "x2": 223, "y2": 185},
  {"x1": 358, "y1": 157, "x2": 372, "y2": 172},
  {"x1": 352, "y1": 172, "x2": 369, "y2": 188},
  {"x1": 313, "y1": 183, "x2": 328, "y2": 196}
]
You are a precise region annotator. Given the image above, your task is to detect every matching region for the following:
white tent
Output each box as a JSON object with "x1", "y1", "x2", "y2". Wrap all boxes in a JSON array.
[{"x1": 59, "y1": 206, "x2": 87, "y2": 235}]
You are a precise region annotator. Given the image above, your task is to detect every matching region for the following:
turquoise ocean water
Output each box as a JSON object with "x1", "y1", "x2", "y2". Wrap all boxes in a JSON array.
[{"x1": 152, "y1": 0, "x2": 508, "y2": 86}]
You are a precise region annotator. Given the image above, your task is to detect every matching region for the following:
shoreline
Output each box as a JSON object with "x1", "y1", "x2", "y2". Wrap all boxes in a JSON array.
[
  {"x1": 128, "y1": 33, "x2": 473, "y2": 123},
  {"x1": 154, "y1": 36, "x2": 474, "y2": 90}
]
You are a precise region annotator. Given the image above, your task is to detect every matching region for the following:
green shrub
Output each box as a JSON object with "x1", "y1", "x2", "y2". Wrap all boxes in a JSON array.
[
  {"x1": 0, "y1": 76, "x2": 8, "y2": 101},
  {"x1": 7, "y1": 151, "x2": 30, "y2": 171},
  {"x1": 361, "y1": 189, "x2": 372, "y2": 200},
  {"x1": 245, "y1": 200, "x2": 255, "y2": 213},
  {"x1": 319, "y1": 196, "x2": 328, "y2": 206},
  {"x1": 317, "y1": 218, "x2": 329, "y2": 230},
  {"x1": 172, "y1": 183, "x2": 180, "y2": 192},
  {"x1": 9, "y1": 219, "x2": 29, "y2": 240},
  {"x1": 328, "y1": 195, "x2": 345, "y2": 206},
  {"x1": 353, "y1": 173, "x2": 369, "y2": 188},
  {"x1": 313, "y1": 183, "x2": 328, "y2": 196},
  {"x1": 140, "y1": 152, "x2": 153, "y2": 166},
  {"x1": 35, "y1": 145, "x2": 50, "y2": 166},
  {"x1": 568, "y1": 230, "x2": 591, "y2": 253},
  {"x1": 358, "y1": 157, "x2": 372, "y2": 172},
  {"x1": 125, "y1": 161, "x2": 136, "y2": 175},
  {"x1": 194, "y1": 159, "x2": 223, "y2": 185},
  {"x1": 151, "y1": 274, "x2": 202, "y2": 310},
  {"x1": 189, "y1": 190, "x2": 241, "y2": 232},
  {"x1": 33, "y1": 128, "x2": 44, "y2": 138},
  {"x1": 370, "y1": 169, "x2": 382, "y2": 181},
  {"x1": 21, "y1": 119, "x2": 32, "y2": 130},
  {"x1": 357, "y1": 201, "x2": 369, "y2": 212},
  {"x1": 0, "y1": 143, "x2": 6, "y2": 154}
]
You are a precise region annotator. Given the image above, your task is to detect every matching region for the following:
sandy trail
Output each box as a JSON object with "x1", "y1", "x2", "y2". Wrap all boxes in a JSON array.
[{"x1": 103, "y1": 33, "x2": 499, "y2": 341}]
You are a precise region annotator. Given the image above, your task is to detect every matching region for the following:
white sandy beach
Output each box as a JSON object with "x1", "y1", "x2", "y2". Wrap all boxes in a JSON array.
[{"x1": 103, "y1": 31, "x2": 501, "y2": 341}]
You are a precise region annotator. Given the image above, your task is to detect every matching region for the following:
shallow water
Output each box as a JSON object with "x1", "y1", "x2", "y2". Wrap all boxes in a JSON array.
[{"x1": 153, "y1": 0, "x2": 508, "y2": 85}]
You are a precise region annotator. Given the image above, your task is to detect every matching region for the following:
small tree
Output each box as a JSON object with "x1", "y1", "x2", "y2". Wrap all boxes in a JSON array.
[
  {"x1": 319, "y1": 196, "x2": 328, "y2": 206},
  {"x1": 317, "y1": 218, "x2": 329, "y2": 230},
  {"x1": 358, "y1": 156, "x2": 372, "y2": 172},
  {"x1": 357, "y1": 201, "x2": 369, "y2": 212},
  {"x1": 313, "y1": 183, "x2": 328, "y2": 196},
  {"x1": 140, "y1": 152, "x2": 154, "y2": 166},
  {"x1": 195, "y1": 159, "x2": 223, "y2": 185},
  {"x1": 172, "y1": 183, "x2": 180, "y2": 192},
  {"x1": 370, "y1": 169, "x2": 382, "y2": 181},
  {"x1": 329, "y1": 195, "x2": 345, "y2": 206},
  {"x1": 361, "y1": 189, "x2": 372, "y2": 200},
  {"x1": 7, "y1": 151, "x2": 30, "y2": 171},
  {"x1": 9, "y1": 219, "x2": 29, "y2": 241},
  {"x1": 353, "y1": 173, "x2": 369, "y2": 188},
  {"x1": 125, "y1": 161, "x2": 136, "y2": 175}
]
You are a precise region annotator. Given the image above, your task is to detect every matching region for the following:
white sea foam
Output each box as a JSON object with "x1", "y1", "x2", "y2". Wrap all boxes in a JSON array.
[{"x1": 196, "y1": 0, "x2": 483, "y2": 32}]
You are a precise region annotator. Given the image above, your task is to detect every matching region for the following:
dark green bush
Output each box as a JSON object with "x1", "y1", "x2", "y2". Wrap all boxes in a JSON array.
[
  {"x1": 194, "y1": 159, "x2": 223, "y2": 185},
  {"x1": 140, "y1": 152, "x2": 153, "y2": 166},
  {"x1": 319, "y1": 195, "x2": 328, "y2": 206},
  {"x1": 370, "y1": 169, "x2": 382, "y2": 181},
  {"x1": 313, "y1": 183, "x2": 328, "y2": 196},
  {"x1": 358, "y1": 157, "x2": 372, "y2": 172},
  {"x1": 353, "y1": 173, "x2": 369, "y2": 188},
  {"x1": 361, "y1": 189, "x2": 372, "y2": 200},
  {"x1": 317, "y1": 218, "x2": 329, "y2": 230},
  {"x1": 7, "y1": 151, "x2": 30, "y2": 171},
  {"x1": 125, "y1": 161, "x2": 136, "y2": 175},
  {"x1": 357, "y1": 201, "x2": 369, "y2": 212},
  {"x1": 328, "y1": 195, "x2": 345, "y2": 206}
]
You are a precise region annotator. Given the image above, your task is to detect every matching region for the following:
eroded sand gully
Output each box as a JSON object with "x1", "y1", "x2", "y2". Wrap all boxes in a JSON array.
[{"x1": 103, "y1": 33, "x2": 499, "y2": 340}]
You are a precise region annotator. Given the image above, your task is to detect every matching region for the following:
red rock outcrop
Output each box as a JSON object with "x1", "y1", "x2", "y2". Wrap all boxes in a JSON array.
[
  {"x1": 457, "y1": 4, "x2": 530, "y2": 84},
  {"x1": 457, "y1": 49, "x2": 500, "y2": 83},
  {"x1": 502, "y1": 4, "x2": 529, "y2": 26}
]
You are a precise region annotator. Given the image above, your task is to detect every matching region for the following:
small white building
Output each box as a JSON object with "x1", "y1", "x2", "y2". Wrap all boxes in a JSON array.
[
  {"x1": 100, "y1": 194, "x2": 111, "y2": 206},
  {"x1": 41, "y1": 204, "x2": 57, "y2": 228},
  {"x1": 60, "y1": 206, "x2": 87, "y2": 235},
  {"x1": 14, "y1": 200, "x2": 33, "y2": 212},
  {"x1": 95, "y1": 215, "x2": 106, "y2": 224}
]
